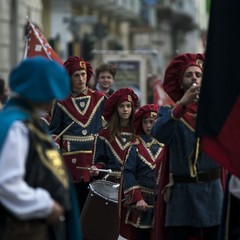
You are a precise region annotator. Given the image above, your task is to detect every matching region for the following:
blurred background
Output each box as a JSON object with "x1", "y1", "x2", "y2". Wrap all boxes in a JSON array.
[{"x1": 0, "y1": 0, "x2": 210, "y2": 105}]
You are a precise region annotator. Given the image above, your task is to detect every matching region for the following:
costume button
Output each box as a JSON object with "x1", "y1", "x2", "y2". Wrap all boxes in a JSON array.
[
  {"x1": 72, "y1": 158, "x2": 77, "y2": 164},
  {"x1": 82, "y1": 129, "x2": 87, "y2": 135}
]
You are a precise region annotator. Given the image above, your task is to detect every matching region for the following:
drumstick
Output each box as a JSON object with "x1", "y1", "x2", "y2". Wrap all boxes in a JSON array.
[
  {"x1": 54, "y1": 121, "x2": 74, "y2": 141},
  {"x1": 128, "y1": 205, "x2": 154, "y2": 209},
  {"x1": 76, "y1": 166, "x2": 113, "y2": 174}
]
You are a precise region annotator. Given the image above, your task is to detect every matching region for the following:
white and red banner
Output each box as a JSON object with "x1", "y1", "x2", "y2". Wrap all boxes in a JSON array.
[
  {"x1": 153, "y1": 79, "x2": 174, "y2": 107},
  {"x1": 24, "y1": 20, "x2": 63, "y2": 65}
]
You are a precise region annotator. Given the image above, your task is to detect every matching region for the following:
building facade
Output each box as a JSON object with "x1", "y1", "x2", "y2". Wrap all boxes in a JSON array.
[{"x1": 0, "y1": 0, "x2": 209, "y2": 88}]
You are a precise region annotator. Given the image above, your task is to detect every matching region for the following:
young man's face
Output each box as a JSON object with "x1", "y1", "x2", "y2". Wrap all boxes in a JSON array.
[
  {"x1": 181, "y1": 66, "x2": 202, "y2": 92},
  {"x1": 97, "y1": 71, "x2": 114, "y2": 91},
  {"x1": 71, "y1": 69, "x2": 87, "y2": 92}
]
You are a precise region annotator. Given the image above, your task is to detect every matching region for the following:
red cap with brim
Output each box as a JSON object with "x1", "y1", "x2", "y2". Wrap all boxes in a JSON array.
[
  {"x1": 103, "y1": 88, "x2": 138, "y2": 121},
  {"x1": 63, "y1": 56, "x2": 93, "y2": 82},
  {"x1": 163, "y1": 53, "x2": 204, "y2": 102},
  {"x1": 132, "y1": 104, "x2": 158, "y2": 134}
]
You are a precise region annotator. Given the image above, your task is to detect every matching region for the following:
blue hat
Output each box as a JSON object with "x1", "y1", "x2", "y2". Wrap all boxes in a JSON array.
[{"x1": 9, "y1": 56, "x2": 70, "y2": 102}]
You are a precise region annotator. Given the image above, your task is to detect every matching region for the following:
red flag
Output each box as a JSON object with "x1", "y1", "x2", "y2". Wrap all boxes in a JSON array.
[
  {"x1": 196, "y1": 0, "x2": 240, "y2": 177},
  {"x1": 153, "y1": 79, "x2": 174, "y2": 107},
  {"x1": 24, "y1": 21, "x2": 63, "y2": 65}
]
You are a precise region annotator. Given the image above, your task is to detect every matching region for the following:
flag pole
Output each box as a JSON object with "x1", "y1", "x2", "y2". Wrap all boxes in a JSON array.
[{"x1": 23, "y1": 16, "x2": 30, "y2": 60}]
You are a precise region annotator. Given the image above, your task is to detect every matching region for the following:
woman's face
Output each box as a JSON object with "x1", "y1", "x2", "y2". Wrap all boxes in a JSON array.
[
  {"x1": 142, "y1": 117, "x2": 155, "y2": 136},
  {"x1": 117, "y1": 101, "x2": 132, "y2": 121},
  {"x1": 181, "y1": 66, "x2": 202, "y2": 92}
]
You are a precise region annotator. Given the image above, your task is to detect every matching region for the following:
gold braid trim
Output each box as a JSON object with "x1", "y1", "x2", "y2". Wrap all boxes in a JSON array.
[
  {"x1": 28, "y1": 123, "x2": 52, "y2": 141},
  {"x1": 62, "y1": 150, "x2": 92, "y2": 156},
  {"x1": 180, "y1": 118, "x2": 195, "y2": 132},
  {"x1": 188, "y1": 138, "x2": 200, "y2": 177},
  {"x1": 138, "y1": 153, "x2": 156, "y2": 169},
  {"x1": 63, "y1": 134, "x2": 94, "y2": 142},
  {"x1": 57, "y1": 95, "x2": 105, "y2": 128},
  {"x1": 124, "y1": 185, "x2": 140, "y2": 195},
  {"x1": 99, "y1": 135, "x2": 132, "y2": 165}
]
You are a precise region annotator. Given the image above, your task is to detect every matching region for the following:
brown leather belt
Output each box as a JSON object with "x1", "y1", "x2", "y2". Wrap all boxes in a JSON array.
[{"x1": 173, "y1": 168, "x2": 220, "y2": 183}]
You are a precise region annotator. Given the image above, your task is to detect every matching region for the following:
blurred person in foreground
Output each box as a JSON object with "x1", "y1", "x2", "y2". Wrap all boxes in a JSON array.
[
  {"x1": 151, "y1": 53, "x2": 223, "y2": 240},
  {"x1": 0, "y1": 56, "x2": 82, "y2": 240}
]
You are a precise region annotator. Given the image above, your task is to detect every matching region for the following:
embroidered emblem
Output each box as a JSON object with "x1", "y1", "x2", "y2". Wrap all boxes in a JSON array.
[
  {"x1": 72, "y1": 158, "x2": 77, "y2": 164},
  {"x1": 128, "y1": 95, "x2": 132, "y2": 102},
  {"x1": 80, "y1": 101, "x2": 85, "y2": 108},
  {"x1": 72, "y1": 96, "x2": 90, "y2": 116},
  {"x1": 196, "y1": 59, "x2": 203, "y2": 69},
  {"x1": 45, "y1": 149, "x2": 68, "y2": 187},
  {"x1": 82, "y1": 129, "x2": 87, "y2": 135},
  {"x1": 150, "y1": 112, "x2": 157, "y2": 118},
  {"x1": 80, "y1": 61, "x2": 86, "y2": 69}
]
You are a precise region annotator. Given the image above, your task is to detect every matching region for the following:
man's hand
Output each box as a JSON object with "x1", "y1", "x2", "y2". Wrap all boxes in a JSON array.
[
  {"x1": 136, "y1": 199, "x2": 148, "y2": 211},
  {"x1": 47, "y1": 201, "x2": 64, "y2": 224},
  {"x1": 179, "y1": 84, "x2": 200, "y2": 107},
  {"x1": 90, "y1": 166, "x2": 100, "y2": 176}
]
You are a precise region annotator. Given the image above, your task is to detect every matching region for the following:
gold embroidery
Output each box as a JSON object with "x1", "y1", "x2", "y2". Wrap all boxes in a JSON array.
[
  {"x1": 150, "y1": 112, "x2": 157, "y2": 118},
  {"x1": 98, "y1": 133, "x2": 132, "y2": 166},
  {"x1": 196, "y1": 59, "x2": 203, "y2": 68},
  {"x1": 80, "y1": 61, "x2": 86, "y2": 69},
  {"x1": 128, "y1": 95, "x2": 132, "y2": 102},
  {"x1": 62, "y1": 150, "x2": 92, "y2": 156},
  {"x1": 188, "y1": 138, "x2": 200, "y2": 177},
  {"x1": 36, "y1": 144, "x2": 68, "y2": 188},
  {"x1": 140, "y1": 137, "x2": 164, "y2": 162},
  {"x1": 63, "y1": 135, "x2": 94, "y2": 142},
  {"x1": 57, "y1": 96, "x2": 105, "y2": 128}
]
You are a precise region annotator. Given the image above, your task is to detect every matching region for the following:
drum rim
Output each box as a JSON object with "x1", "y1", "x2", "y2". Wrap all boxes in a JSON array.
[{"x1": 89, "y1": 180, "x2": 118, "y2": 203}]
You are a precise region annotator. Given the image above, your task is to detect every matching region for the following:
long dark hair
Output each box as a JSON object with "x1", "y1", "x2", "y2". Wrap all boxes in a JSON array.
[{"x1": 108, "y1": 105, "x2": 135, "y2": 142}]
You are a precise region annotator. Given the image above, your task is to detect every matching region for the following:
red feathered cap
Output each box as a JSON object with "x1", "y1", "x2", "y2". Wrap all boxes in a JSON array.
[
  {"x1": 103, "y1": 88, "x2": 138, "y2": 121},
  {"x1": 163, "y1": 53, "x2": 204, "y2": 102},
  {"x1": 132, "y1": 104, "x2": 158, "y2": 134},
  {"x1": 63, "y1": 56, "x2": 93, "y2": 82}
]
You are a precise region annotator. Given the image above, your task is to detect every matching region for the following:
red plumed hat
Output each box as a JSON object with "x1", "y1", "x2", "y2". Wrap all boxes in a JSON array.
[
  {"x1": 163, "y1": 53, "x2": 204, "y2": 102},
  {"x1": 132, "y1": 104, "x2": 159, "y2": 134},
  {"x1": 63, "y1": 56, "x2": 93, "y2": 82},
  {"x1": 103, "y1": 88, "x2": 138, "y2": 121}
]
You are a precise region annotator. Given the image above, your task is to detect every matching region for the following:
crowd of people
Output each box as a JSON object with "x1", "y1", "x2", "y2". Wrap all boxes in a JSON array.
[{"x1": 0, "y1": 51, "x2": 238, "y2": 240}]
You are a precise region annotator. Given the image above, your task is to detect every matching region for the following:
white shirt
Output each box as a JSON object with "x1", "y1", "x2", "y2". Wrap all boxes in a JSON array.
[
  {"x1": 229, "y1": 175, "x2": 240, "y2": 199},
  {"x1": 0, "y1": 121, "x2": 53, "y2": 220}
]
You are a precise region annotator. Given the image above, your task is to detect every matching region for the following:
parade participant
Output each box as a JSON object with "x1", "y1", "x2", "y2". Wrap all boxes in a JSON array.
[
  {"x1": 0, "y1": 56, "x2": 82, "y2": 240},
  {"x1": 151, "y1": 53, "x2": 223, "y2": 240},
  {"x1": 91, "y1": 87, "x2": 138, "y2": 180},
  {"x1": 123, "y1": 104, "x2": 164, "y2": 240},
  {"x1": 39, "y1": 101, "x2": 54, "y2": 129},
  {"x1": 94, "y1": 63, "x2": 116, "y2": 96},
  {"x1": 49, "y1": 56, "x2": 107, "y2": 213},
  {"x1": 81, "y1": 88, "x2": 138, "y2": 240}
]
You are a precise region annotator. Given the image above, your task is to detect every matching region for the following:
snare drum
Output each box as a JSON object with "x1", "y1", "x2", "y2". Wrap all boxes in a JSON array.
[{"x1": 80, "y1": 180, "x2": 119, "y2": 240}]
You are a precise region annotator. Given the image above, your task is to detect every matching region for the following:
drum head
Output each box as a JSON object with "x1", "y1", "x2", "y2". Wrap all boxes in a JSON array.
[{"x1": 89, "y1": 180, "x2": 118, "y2": 203}]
